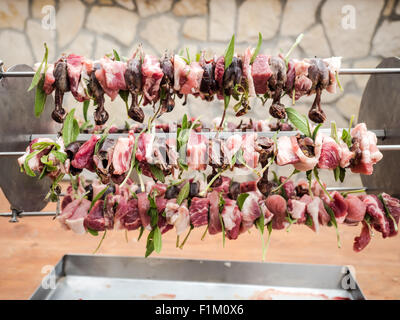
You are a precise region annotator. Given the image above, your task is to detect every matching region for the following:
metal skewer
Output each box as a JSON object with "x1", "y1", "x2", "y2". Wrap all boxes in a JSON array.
[
  {"x1": 1, "y1": 68, "x2": 400, "y2": 78},
  {"x1": 0, "y1": 186, "x2": 369, "y2": 218}
]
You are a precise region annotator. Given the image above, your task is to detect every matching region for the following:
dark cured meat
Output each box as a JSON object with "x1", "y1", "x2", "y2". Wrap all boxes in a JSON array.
[{"x1": 207, "y1": 191, "x2": 222, "y2": 235}]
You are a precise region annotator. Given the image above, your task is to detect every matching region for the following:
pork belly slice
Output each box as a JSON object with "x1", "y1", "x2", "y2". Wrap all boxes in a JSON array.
[
  {"x1": 165, "y1": 199, "x2": 190, "y2": 236},
  {"x1": 91, "y1": 180, "x2": 108, "y2": 200},
  {"x1": 71, "y1": 134, "x2": 99, "y2": 170},
  {"x1": 344, "y1": 195, "x2": 366, "y2": 223},
  {"x1": 65, "y1": 199, "x2": 91, "y2": 234},
  {"x1": 58, "y1": 198, "x2": 91, "y2": 234},
  {"x1": 350, "y1": 123, "x2": 383, "y2": 175},
  {"x1": 141, "y1": 54, "x2": 164, "y2": 105},
  {"x1": 17, "y1": 138, "x2": 54, "y2": 172},
  {"x1": 380, "y1": 193, "x2": 400, "y2": 237},
  {"x1": 189, "y1": 197, "x2": 210, "y2": 228},
  {"x1": 353, "y1": 221, "x2": 371, "y2": 252},
  {"x1": 222, "y1": 134, "x2": 242, "y2": 165},
  {"x1": 240, "y1": 192, "x2": 261, "y2": 233},
  {"x1": 259, "y1": 200, "x2": 274, "y2": 224},
  {"x1": 287, "y1": 199, "x2": 307, "y2": 224},
  {"x1": 136, "y1": 133, "x2": 154, "y2": 163},
  {"x1": 94, "y1": 62, "x2": 117, "y2": 101},
  {"x1": 58, "y1": 199, "x2": 81, "y2": 228},
  {"x1": 66, "y1": 54, "x2": 84, "y2": 101},
  {"x1": 76, "y1": 58, "x2": 92, "y2": 101},
  {"x1": 180, "y1": 61, "x2": 204, "y2": 95},
  {"x1": 266, "y1": 195, "x2": 288, "y2": 230},
  {"x1": 221, "y1": 198, "x2": 242, "y2": 240},
  {"x1": 338, "y1": 140, "x2": 354, "y2": 168},
  {"x1": 114, "y1": 198, "x2": 141, "y2": 231},
  {"x1": 209, "y1": 137, "x2": 223, "y2": 167},
  {"x1": 292, "y1": 133, "x2": 323, "y2": 172},
  {"x1": 166, "y1": 137, "x2": 179, "y2": 168},
  {"x1": 293, "y1": 59, "x2": 313, "y2": 100},
  {"x1": 112, "y1": 130, "x2": 135, "y2": 175},
  {"x1": 94, "y1": 56, "x2": 127, "y2": 101},
  {"x1": 43, "y1": 64, "x2": 55, "y2": 95},
  {"x1": 84, "y1": 200, "x2": 106, "y2": 231},
  {"x1": 207, "y1": 191, "x2": 222, "y2": 235},
  {"x1": 306, "y1": 197, "x2": 330, "y2": 233},
  {"x1": 318, "y1": 136, "x2": 340, "y2": 169},
  {"x1": 173, "y1": 55, "x2": 190, "y2": 91},
  {"x1": 276, "y1": 136, "x2": 299, "y2": 166},
  {"x1": 360, "y1": 195, "x2": 390, "y2": 238},
  {"x1": 323, "y1": 57, "x2": 342, "y2": 94},
  {"x1": 241, "y1": 133, "x2": 259, "y2": 168},
  {"x1": 187, "y1": 132, "x2": 208, "y2": 171},
  {"x1": 242, "y1": 47, "x2": 256, "y2": 97},
  {"x1": 251, "y1": 54, "x2": 272, "y2": 94}
]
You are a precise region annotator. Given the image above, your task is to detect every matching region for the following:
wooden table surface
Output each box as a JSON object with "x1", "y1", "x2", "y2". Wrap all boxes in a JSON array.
[{"x1": 0, "y1": 190, "x2": 399, "y2": 300}]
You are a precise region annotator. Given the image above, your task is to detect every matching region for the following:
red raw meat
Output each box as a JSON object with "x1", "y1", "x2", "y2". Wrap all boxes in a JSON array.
[
  {"x1": 84, "y1": 200, "x2": 105, "y2": 231},
  {"x1": 318, "y1": 136, "x2": 340, "y2": 169},
  {"x1": 71, "y1": 135, "x2": 99, "y2": 170},
  {"x1": 344, "y1": 195, "x2": 366, "y2": 223},
  {"x1": 251, "y1": 54, "x2": 272, "y2": 94},
  {"x1": 353, "y1": 221, "x2": 371, "y2": 252},
  {"x1": 266, "y1": 195, "x2": 287, "y2": 230},
  {"x1": 189, "y1": 197, "x2": 210, "y2": 227}
]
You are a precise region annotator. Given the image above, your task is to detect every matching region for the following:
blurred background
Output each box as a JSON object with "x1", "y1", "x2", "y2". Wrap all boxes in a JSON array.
[{"x1": 0, "y1": 0, "x2": 399, "y2": 299}]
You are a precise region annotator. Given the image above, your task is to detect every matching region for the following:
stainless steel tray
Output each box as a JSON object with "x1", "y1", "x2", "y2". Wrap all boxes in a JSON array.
[{"x1": 30, "y1": 254, "x2": 365, "y2": 300}]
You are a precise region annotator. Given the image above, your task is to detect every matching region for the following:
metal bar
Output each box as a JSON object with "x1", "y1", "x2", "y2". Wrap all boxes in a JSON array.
[
  {"x1": 376, "y1": 145, "x2": 400, "y2": 151},
  {"x1": 339, "y1": 68, "x2": 400, "y2": 75},
  {"x1": 326, "y1": 187, "x2": 367, "y2": 192},
  {"x1": 1, "y1": 69, "x2": 400, "y2": 78},
  {"x1": 0, "y1": 152, "x2": 25, "y2": 156},
  {"x1": 1, "y1": 134, "x2": 397, "y2": 157},
  {"x1": 0, "y1": 71, "x2": 35, "y2": 78},
  {"x1": 30, "y1": 129, "x2": 386, "y2": 141},
  {"x1": 0, "y1": 211, "x2": 56, "y2": 217}
]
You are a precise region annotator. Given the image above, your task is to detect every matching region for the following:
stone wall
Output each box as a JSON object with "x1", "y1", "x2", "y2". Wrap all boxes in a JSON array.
[{"x1": 0, "y1": 0, "x2": 399, "y2": 183}]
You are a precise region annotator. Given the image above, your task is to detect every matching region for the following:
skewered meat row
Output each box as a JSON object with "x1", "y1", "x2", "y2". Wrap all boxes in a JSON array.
[
  {"x1": 57, "y1": 175, "x2": 400, "y2": 254},
  {"x1": 17, "y1": 123, "x2": 383, "y2": 186},
  {"x1": 35, "y1": 47, "x2": 341, "y2": 125}
]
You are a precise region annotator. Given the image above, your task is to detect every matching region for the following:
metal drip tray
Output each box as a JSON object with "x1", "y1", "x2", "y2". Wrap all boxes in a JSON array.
[{"x1": 30, "y1": 254, "x2": 365, "y2": 300}]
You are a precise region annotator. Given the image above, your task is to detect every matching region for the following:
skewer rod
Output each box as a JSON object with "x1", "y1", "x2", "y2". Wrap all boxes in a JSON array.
[
  {"x1": 0, "y1": 211, "x2": 56, "y2": 217},
  {"x1": 0, "y1": 186, "x2": 368, "y2": 217},
  {"x1": 339, "y1": 68, "x2": 400, "y2": 75},
  {"x1": 1, "y1": 69, "x2": 400, "y2": 78},
  {"x1": 29, "y1": 129, "x2": 386, "y2": 140}
]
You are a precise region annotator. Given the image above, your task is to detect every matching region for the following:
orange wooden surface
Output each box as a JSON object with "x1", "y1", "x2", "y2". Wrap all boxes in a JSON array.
[{"x1": 0, "y1": 189, "x2": 399, "y2": 300}]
